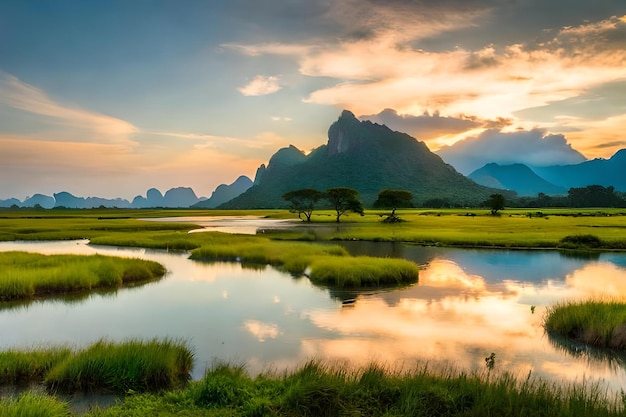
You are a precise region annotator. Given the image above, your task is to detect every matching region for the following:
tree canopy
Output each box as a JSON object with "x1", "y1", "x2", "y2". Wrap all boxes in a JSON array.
[
  {"x1": 374, "y1": 189, "x2": 413, "y2": 221},
  {"x1": 325, "y1": 187, "x2": 364, "y2": 223},
  {"x1": 486, "y1": 193, "x2": 505, "y2": 215},
  {"x1": 282, "y1": 189, "x2": 323, "y2": 222}
]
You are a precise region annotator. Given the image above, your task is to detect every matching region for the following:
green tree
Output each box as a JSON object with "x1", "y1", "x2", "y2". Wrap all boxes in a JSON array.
[
  {"x1": 486, "y1": 193, "x2": 505, "y2": 215},
  {"x1": 282, "y1": 189, "x2": 323, "y2": 222},
  {"x1": 325, "y1": 187, "x2": 364, "y2": 223},
  {"x1": 374, "y1": 189, "x2": 413, "y2": 221}
]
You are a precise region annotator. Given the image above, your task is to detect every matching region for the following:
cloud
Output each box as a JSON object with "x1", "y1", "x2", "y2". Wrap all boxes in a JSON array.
[
  {"x1": 230, "y1": 12, "x2": 626, "y2": 142},
  {"x1": 0, "y1": 72, "x2": 138, "y2": 146},
  {"x1": 238, "y1": 75, "x2": 282, "y2": 96},
  {"x1": 360, "y1": 108, "x2": 510, "y2": 141},
  {"x1": 436, "y1": 129, "x2": 587, "y2": 174}
]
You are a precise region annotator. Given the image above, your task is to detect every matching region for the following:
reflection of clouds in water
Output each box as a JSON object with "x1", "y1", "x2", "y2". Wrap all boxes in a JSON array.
[
  {"x1": 422, "y1": 259, "x2": 486, "y2": 290},
  {"x1": 243, "y1": 320, "x2": 281, "y2": 342},
  {"x1": 303, "y1": 257, "x2": 626, "y2": 385},
  {"x1": 566, "y1": 262, "x2": 626, "y2": 297}
]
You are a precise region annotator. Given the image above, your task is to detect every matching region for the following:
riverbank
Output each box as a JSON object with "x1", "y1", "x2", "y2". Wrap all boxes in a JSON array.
[{"x1": 2, "y1": 360, "x2": 623, "y2": 416}]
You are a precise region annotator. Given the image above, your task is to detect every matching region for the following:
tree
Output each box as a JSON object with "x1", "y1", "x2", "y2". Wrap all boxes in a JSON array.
[
  {"x1": 282, "y1": 189, "x2": 323, "y2": 222},
  {"x1": 325, "y1": 187, "x2": 364, "y2": 223},
  {"x1": 486, "y1": 193, "x2": 505, "y2": 215},
  {"x1": 374, "y1": 189, "x2": 413, "y2": 221}
]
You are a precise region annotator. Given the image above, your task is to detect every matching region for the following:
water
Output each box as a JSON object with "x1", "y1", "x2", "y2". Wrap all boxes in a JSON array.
[{"x1": 2, "y1": 232, "x2": 626, "y2": 395}]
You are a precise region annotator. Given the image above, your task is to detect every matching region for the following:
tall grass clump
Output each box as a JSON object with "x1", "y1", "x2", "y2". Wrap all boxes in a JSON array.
[
  {"x1": 0, "y1": 346, "x2": 71, "y2": 385},
  {"x1": 0, "y1": 252, "x2": 166, "y2": 302},
  {"x1": 189, "y1": 239, "x2": 348, "y2": 275},
  {"x1": 545, "y1": 299, "x2": 626, "y2": 349},
  {"x1": 0, "y1": 393, "x2": 71, "y2": 417},
  {"x1": 45, "y1": 338, "x2": 194, "y2": 393},
  {"x1": 308, "y1": 256, "x2": 419, "y2": 288}
]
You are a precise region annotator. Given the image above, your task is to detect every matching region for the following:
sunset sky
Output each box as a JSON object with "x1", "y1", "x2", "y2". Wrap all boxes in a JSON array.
[{"x1": 1, "y1": 0, "x2": 625, "y2": 200}]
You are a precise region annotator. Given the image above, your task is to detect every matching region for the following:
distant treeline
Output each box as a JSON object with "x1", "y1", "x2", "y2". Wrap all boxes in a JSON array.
[{"x1": 424, "y1": 185, "x2": 626, "y2": 209}]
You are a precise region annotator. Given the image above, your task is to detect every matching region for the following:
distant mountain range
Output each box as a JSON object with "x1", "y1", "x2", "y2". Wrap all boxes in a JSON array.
[
  {"x1": 3, "y1": 110, "x2": 625, "y2": 208},
  {"x1": 0, "y1": 178, "x2": 252, "y2": 209},
  {"x1": 467, "y1": 149, "x2": 626, "y2": 196},
  {"x1": 220, "y1": 110, "x2": 506, "y2": 208},
  {"x1": 192, "y1": 176, "x2": 253, "y2": 208},
  {"x1": 468, "y1": 164, "x2": 567, "y2": 196}
]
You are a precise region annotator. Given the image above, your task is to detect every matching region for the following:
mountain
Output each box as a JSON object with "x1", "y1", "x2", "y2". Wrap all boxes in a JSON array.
[
  {"x1": 469, "y1": 163, "x2": 566, "y2": 196},
  {"x1": 162, "y1": 187, "x2": 200, "y2": 208},
  {"x1": 22, "y1": 194, "x2": 55, "y2": 208},
  {"x1": 220, "y1": 110, "x2": 509, "y2": 209},
  {"x1": 53, "y1": 192, "x2": 131, "y2": 208},
  {"x1": 0, "y1": 198, "x2": 21, "y2": 208},
  {"x1": 192, "y1": 176, "x2": 253, "y2": 208},
  {"x1": 532, "y1": 149, "x2": 626, "y2": 192}
]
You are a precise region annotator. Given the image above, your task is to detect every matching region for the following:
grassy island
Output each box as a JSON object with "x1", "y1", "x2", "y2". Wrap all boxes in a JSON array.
[
  {"x1": 545, "y1": 299, "x2": 626, "y2": 350},
  {"x1": 0, "y1": 252, "x2": 166, "y2": 302}
]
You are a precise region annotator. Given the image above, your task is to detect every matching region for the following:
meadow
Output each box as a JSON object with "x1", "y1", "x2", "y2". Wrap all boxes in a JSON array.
[{"x1": 3, "y1": 207, "x2": 626, "y2": 250}]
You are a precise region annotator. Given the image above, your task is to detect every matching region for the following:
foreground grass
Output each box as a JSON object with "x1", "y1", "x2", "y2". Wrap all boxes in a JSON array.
[
  {"x1": 0, "y1": 252, "x2": 166, "y2": 302},
  {"x1": 0, "y1": 393, "x2": 72, "y2": 417},
  {"x1": 4, "y1": 361, "x2": 620, "y2": 417},
  {"x1": 545, "y1": 299, "x2": 626, "y2": 349},
  {"x1": 0, "y1": 338, "x2": 193, "y2": 393}
]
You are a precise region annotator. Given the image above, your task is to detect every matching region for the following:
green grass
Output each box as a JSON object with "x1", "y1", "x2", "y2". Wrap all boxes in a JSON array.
[
  {"x1": 308, "y1": 256, "x2": 419, "y2": 288},
  {"x1": 0, "y1": 393, "x2": 72, "y2": 417},
  {"x1": 0, "y1": 346, "x2": 71, "y2": 385},
  {"x1": 0, "y1": 339, "x2": 193, "y2": 394},
  {"x1": 45, "y1": 338, "x2": 194, "y2": 394},
  {"x1": 83, "y1": 361, "x2": 624, "y2": 417},
  {"x1": 189, "y1": 236, "x2": 348, "y2": 275},
  {"x1": 0, "y1": 252, "x2": 166, "y2": 302},
  {"x1": 545, "y1": 299, "x2": 626, "y2": 349}
]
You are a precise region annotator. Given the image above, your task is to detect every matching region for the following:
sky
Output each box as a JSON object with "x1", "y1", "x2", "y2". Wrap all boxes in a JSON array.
[{"x1": 1, "y1": 0, "x2": 625, "y2": 200}]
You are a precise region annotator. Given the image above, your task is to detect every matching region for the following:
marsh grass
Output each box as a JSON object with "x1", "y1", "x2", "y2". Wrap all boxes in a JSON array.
[
  {"x1": 0, "y1": 252, "x2": 166, "y2": 302},
  {"x1": 84, "y1": 361, "x2": 624, "y2": 417},
  {"x1": 0, "y1": 393, "x2": 72, "y2": 417},
  {"x1": 308, "y1": 256, "x2": 419, "y2": 288},
  {"x1": 189, "y1": 237, "x2": 348, "y2": 275},
  {"x1": 0, "y1": 346, "x2": 71, "y2": 385},
  {"x1": 45, "y1": 338, "x2": 194, "y2": 394},
  {"x1": 545, "y1": 299, "x2": 626, "y2": 349}
]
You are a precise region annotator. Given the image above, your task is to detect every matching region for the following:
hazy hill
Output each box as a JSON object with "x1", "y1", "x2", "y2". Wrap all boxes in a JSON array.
[
  {"x1": 532, "y1": 149, "x2": 626, "y2": 191},
  {"x1": 469, "y1": 163, "x2": 566, "y2": 196},
  {"x1": 221, "y1": 110, "x2": 507, "y2": 208},
  {"x1": 23, "y1": 194, "x2": 56, "y2": 208},
  {"x1": 192, "y1": 176, "x2": 252, "y2": 208}
]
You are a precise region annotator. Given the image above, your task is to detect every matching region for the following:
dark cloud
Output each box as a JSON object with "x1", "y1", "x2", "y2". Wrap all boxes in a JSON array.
[
  {"x1": 360, "y1": 108, "x2": 511, "y2": 140},
  {"x1": 436, "y1": 129, "x2": 587, "y2": 174},
  {"x1": 360, "y1": 109, "x2": 479, "y2": 140},
  {"x1": 592, "y1": 141, "x2": 626, "y2": 150}
]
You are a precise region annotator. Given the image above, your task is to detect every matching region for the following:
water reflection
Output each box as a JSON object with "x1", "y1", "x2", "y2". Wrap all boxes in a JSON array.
[{"x1": 1, "y1": 239, "x2": 626, "y2": 394}]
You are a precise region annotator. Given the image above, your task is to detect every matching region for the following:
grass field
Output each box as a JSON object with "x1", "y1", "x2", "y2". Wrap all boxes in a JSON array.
[{"x1": 2, "y1": 208, "x2": 626, "y2": 250}]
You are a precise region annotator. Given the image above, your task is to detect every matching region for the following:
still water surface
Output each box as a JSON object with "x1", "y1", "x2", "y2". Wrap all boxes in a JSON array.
[{"x1": 2, "y1": 222, "x2": 626, "y2": 394}]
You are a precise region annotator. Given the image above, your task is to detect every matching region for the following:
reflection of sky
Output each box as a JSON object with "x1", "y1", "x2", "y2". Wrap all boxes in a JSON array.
[{"x1": 1, "y1": 240, "x2": 626, "y2": 394}]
